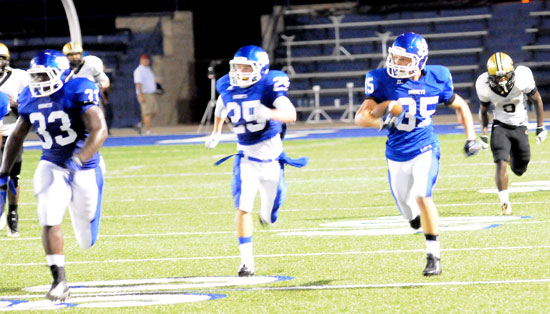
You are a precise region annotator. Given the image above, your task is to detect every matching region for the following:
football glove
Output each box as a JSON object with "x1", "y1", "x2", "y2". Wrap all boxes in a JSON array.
[
  {"x1": 464, "y1": 139, "x2": 481, "y2": 157},
  {"x1": 536, "y1": 126, "x2": 547, "y2": 144},
  {"x1": 380, "y1": 111, "x2": 406, "y2": 131},
  {"x1": 205, "y1": 132, "x2": 220, "y2": 149},
  {"x1": 255, "y1": 105, "x2": 273, "y2": 124},
  {"x1": 480, "y1": 135, "x2": 489, "y2": 150},
  {"x1": 65, "y1": 155, "x2": 83, "y2": 172},
  {"x1": 65, "y1": 155, "x2": 83, "y2": 182}
]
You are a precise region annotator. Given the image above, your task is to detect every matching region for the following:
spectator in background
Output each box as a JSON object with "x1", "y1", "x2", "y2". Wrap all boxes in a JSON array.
[
  {"x1": 0, "y1": 42, "x2": 30, "y2": 237},
  {"x1": 62, "y1": 41, "x2": 111, "y2": 134},
  {"x1": 133, "y1": 54, "x2": 158, "y2": 135}
]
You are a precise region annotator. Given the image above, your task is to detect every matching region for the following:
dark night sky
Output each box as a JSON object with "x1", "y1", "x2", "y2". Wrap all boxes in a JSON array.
[
  {"x1": 0, "y1": 0, "x2": 297, "y2": 61},
  {"x1": 0, "y1": 0, "x2": 289, "y2": 121}
]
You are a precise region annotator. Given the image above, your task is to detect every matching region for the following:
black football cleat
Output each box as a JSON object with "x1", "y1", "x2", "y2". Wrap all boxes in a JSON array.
[
  {"x1": 238, "y1": 264, "x2": 255, "y2": 277},
  {"x1": 422, "y1": 254, "x2": 442, "y2": 276},
  {"x1": 7, "y1": 209, "x2": 19, "y2": 237},
  {"x1": 409, "y1": 216, "x2": 421, "y2": 230}
]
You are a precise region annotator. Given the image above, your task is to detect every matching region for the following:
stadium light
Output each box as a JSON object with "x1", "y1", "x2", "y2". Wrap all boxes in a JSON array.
[{"x1": 60, "y1": 0, "x2": 82, "y2": 45}]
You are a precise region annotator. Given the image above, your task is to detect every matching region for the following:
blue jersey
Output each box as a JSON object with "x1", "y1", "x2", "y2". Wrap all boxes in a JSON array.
[
  {"x1": 216, "y1": 70, "x2": 290, "y2": 145},
  {"x1": 18, "y1": 78, "x2": 101, "y2": 168},
  {"x1": 0, "y1": 91, "x2": 9, "y2": 118},
  {"x1": 365, "y1": 65, "x2": 454, "y2": 161}
]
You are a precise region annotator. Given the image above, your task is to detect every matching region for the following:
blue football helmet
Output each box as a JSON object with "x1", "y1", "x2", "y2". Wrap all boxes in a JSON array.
[
  {"x1": 28, "y1": 49, "x2": 71, "y2": 97},
  {"x1": 386, "y1": 32, "x2": 429, "y2": 79},
  {"x1": 229, "y1": 45, "x2": 269, "y2": 88}
]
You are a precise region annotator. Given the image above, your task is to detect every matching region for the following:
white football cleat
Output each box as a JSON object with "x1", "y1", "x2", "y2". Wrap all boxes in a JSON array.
[
  {"x1": 500, "y1": 203, "x2": 512, "y2": 216},
  {"x1": 46, "y1": 280, "x2": 70, "y2": 302}
]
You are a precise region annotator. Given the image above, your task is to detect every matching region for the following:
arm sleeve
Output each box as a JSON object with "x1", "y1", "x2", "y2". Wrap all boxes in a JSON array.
[
  {"x1": 95, "y1": 72, "x2": 110, "y2": 86},
  {"x1": 439, "y1": 68, "x2": 455, "y2": 105},
  {"x1": 214, "y1": 96, "x2": 228, "y2": 118},
  {"x1": 365, "y1": 71, "x2": 386, "y2": 102},
  {"x1": 273, "y1": 96, "x2": 296, "y2": 116},
  {"x1": 519, "y1": 66, "x2": 536, "y2": 94},
  {"x1": 72, "y1": 80, "x2": 101, "y2": 114}
]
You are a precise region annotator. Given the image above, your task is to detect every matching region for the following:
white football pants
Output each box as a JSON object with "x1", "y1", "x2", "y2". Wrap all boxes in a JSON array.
[
  {"x1": 33, "y1": 158, "x2": 105, "y2": 249},
  {"x1": 387, "y1": 148, "x2": 440, "y2": 221},
  {"x1": 231, "y1": 155, "x2": 286, "y2": 224}
]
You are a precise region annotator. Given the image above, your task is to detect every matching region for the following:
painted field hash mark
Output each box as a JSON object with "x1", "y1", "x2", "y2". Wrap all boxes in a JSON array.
[{"x1": 0, "y1": 276, "x2": 292, "y2": 311}]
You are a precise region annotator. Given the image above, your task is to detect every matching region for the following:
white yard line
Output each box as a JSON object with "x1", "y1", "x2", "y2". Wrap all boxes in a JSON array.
[
  {"x1": 233, "y1": 278, "x2": 550, "y2": 291},
  {"x1": 3, "y1": 245, "x2": 550, "y2": 267}
]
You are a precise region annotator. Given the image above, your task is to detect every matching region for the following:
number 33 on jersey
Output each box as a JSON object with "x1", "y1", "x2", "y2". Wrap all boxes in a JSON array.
[{"x1": 18, "y1": 77, "x2": 100, "y2": 166}]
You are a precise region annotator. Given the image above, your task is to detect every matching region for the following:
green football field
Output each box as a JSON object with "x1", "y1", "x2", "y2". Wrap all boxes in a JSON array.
[{"x1": 0, "y1": 132, "x2": 549, "y2": 313}]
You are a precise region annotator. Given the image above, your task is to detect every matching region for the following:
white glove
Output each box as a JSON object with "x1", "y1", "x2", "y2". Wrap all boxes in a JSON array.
[
  {"x1": 255, "y1": 105, "x2": 273, "y2": 124},
  {"x1": 205, "y1": 132, "x2": 220, "y2": 149},
  {"x1": 536, "y1": 126, "x2": 547, "y2": 144},
  {"x1": 480, "y1": 135, "x2": 489, "y2": 150}
]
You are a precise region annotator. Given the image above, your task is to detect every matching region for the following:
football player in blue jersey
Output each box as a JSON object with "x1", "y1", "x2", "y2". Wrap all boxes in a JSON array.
[
  {"x1": 0, "y1": 50, "x2": 108, "y2": 301},
  {"x1": 354, "y1": 33, "x2": 481, "y2": 276},
  {"x1": 205, "y1": 45, "x2": 307, "y2": 277}
]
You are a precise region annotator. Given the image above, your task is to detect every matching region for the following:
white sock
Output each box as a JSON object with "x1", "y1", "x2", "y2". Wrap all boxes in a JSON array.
[
  {"x1": 426, "y1": 240, "x2": 440, "y2": 259},
  {"x1": 238, "y1": 242, "x2": 254, "y2": 269},
  {"x1": 498, "y1": 190, "x2": 509, "y2": 205},
  {"x1": 46, "y1": 254, "x2": 65, "y2": 267}
]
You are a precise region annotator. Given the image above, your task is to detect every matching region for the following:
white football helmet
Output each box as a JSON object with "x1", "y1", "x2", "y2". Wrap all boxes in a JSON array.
[
  {"x1": 386, "y1": 32, "x2": 429, "y2": 79},
  {"x1": 229, "y1": 45, "x2": 269, "y2": 88}
]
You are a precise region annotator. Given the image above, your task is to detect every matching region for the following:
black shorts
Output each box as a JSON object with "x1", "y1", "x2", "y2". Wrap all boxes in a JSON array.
[
  {"x1": 1, "y1": 135, "x2": 23, "y2": 179},
  {"x1": 490, "y1": 120, "x2": 530, "y2": 169}
]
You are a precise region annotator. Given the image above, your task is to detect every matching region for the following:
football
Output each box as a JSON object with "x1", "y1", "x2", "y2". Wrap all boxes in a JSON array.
[
  {"x1": 355, "y1": 108, "x2": 382, "y2": 128},
  {"x1": 388, "y1": 101, "x2": 404, "y2": 116}
]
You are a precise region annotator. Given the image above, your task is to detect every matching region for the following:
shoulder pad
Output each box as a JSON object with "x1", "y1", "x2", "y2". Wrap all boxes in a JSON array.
[
  {"x1": 475, "y1": 72, "x2": 490, "y2": 100},
  {"x1": 368, "y1": 68, "x2": 388, "y2": 78},
  {"x1": 265, "y1": 70, "x2": 289, "y2": 80},
  {"x1": 262, "y1": 70, "x2": 290, "y2": 91},
  {"x1": 16, "y1": 87, "x2": 33, "y2": 113},
  {"x1": 514, "y1": 65, "x2": 533, "y2": 80},
  {"x1": 84, "y1": 55, "x2": 104, "y2": 68},
  {"x1": 216, "y1": 74, "x2": 232, "y2": 94},
  {"x1": 424, "y1": 65, "x2": 451, "y2": 82},
  {"x1": 65, "y1": 78, "x2": 98, "y2": 98}
]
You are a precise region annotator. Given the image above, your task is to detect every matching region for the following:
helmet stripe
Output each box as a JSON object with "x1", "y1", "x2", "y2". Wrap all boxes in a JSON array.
[{"x1": 495, "y1": 52, "x2": 503, "y2": 73}]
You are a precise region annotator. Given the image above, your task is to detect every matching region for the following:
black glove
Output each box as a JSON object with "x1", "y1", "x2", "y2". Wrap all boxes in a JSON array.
[{"x1": 480, "y1": 135, "x2": 489, "y2": 150}]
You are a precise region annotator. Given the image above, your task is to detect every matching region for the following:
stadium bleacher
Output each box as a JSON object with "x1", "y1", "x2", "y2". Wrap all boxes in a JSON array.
[
  {"x1": 1, "y1": 1, "x2": 549, "y2": 126},
  {"x1": 268, "y1": 1, "x2": 550, "y2": 122}
]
